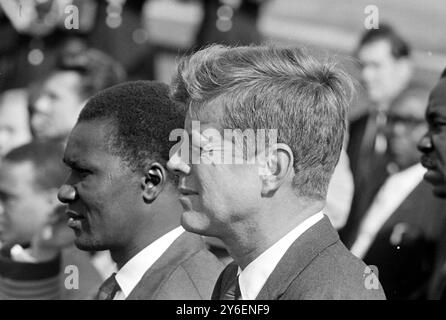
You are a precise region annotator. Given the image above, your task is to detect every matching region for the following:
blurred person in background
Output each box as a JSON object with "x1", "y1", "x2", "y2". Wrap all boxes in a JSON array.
[
  {"x1": 0, "y1": 0, "x2": 149, "y2": 92},
  {"x1": 180, "y1": 0, "x2": 267, "y2": 50},
  {"x1": 58, "y1": 81, "x2": 223, "y2": 300},
  {"x1": 341, "y1": 24, "x2": 428, "y2": 248},
  {"x1": 0, "y1": 89, "x2": 32, "y2": 160},
  {"x1": 418, "y1": 69, "x2": 446, "y2": 300},
  {"x1": 348, "y1": 91, "x2": 446, "y2": 299},
  {"x1": 324, "y1": 149, "x2": 354, "y2": 230},
  {"x1": 29, "y1": 47, "x2": 125, "y2": 140},
  {"x1": 0, "y1": 139, "x2": 102, "y2": 299}
]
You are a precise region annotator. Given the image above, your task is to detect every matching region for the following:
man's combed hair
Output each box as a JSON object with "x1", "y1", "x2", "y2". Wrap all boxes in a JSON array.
[
  {"x1": 171, "y1": 44, "x2": 353, "y2": 200},
  {"x1": 78, "y1": 81, "x2": 185, "y2": 175},
  {"x1": 357, "y1": 24, "x2": 410, "y2": 59},
  {"x1": 4, "y1": 138, "x2": 67, "y2": 190}
]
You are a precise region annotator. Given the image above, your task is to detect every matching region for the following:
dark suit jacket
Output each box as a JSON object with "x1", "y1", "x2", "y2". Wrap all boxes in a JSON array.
[
  {"x1": 360, "y1": 181, "x2": 446, "y2": 300},
  {"x1": 126, "y1": 232, "x2": 224, "y2": 300},
  {"x1": 212, "y1": 216, "x2": 386, "y2": 300},
  {"x1": 341, "y1": 112, "x2": 390, "y2": 247},
  {"x1": 342, "y1": 84, "x2": 430, "y2": 248}
]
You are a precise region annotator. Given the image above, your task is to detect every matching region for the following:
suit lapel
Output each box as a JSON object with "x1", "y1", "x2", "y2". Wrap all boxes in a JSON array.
[
  {"x1": 256, "y1": 216, "x2": 339, "y2": 300},
  {"x1": 126, "y1": 232, "x2": 205, "y2": 300}
]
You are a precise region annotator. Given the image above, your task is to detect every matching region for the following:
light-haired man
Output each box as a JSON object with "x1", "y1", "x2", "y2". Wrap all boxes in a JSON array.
[{"x1": 168, "y1": 44, "x2": 386, "y2": 300}]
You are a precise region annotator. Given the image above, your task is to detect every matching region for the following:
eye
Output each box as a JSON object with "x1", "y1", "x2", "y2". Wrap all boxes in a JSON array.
[
  {"x1": 430, "y1": 119, "x2": 446, "y2": 132},
  {"x1": 73, "y1": 167, "x2": 92, "y2": 179}
]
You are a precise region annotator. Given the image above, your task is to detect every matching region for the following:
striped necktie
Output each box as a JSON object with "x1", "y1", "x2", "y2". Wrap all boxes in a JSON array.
[
  {"x1": 96, "y1": 273, "x2": 120, "y2": 300},
  {"x1": 222, "y1": 276, "x2": 241, "y2": 300}
]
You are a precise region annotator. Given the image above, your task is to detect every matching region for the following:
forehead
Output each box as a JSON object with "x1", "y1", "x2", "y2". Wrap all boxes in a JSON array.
[
  {"x1": 64, "y1": 120, "x2": 115, "y2": 165},
  {"x1": 44, "y1": 71, "x2": 82, "y2": 95},
  {"x1": 358, "y1": 39, "x2": 394, "y2": 62},
  {"x1": 428, "y1": 78, "x2": 446, "y2": 113},
  {"x1": 186, "y1": 98, "x2": 225, "y2": 130}
]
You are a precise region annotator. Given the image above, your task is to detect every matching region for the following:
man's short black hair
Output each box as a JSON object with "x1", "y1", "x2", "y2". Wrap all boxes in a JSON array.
[
  {"x1": 78, "y1": 80, "x2": 185, "y2": 175},
  {"x1": 55, "y1": 47, "x2": 126, "y2": 100},
  {"x1": 357, "y1": 24, "x2": 410, "y2": 59},
  {"x1": 3, "y1": 138, "x2": 67, "y2": 191}
]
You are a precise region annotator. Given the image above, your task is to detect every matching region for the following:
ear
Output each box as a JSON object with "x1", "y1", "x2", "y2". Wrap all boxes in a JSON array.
[
  {"x1": 141, "y1": 162, "x2": 167, "y2": 203},
  {"x1": 259, "y1": 143, "x2": 294, "y2": 197}
]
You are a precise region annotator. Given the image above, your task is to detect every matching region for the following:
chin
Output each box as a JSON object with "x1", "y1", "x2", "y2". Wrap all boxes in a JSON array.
[
  {"x1": 432, "y1": 185, "x2": 446, "y2": 198},
  {"x1": 74, "y1": 236, "x2": 104, "y2": 252},
  {"x1": 180, "y1": 210, "x2": 213, "y2": 237}
]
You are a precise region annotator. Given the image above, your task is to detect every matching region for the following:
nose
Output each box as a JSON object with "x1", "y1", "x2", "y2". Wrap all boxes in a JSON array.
[
  {"x1": 167, "y1": 149, "x2": 191, "y2": 176},
  {"x1": 417, "y1": 132, "x2": 433, "y2": 154},
  {"x1": 57, "y1": 184, "x2": 78, "y2": 204}
]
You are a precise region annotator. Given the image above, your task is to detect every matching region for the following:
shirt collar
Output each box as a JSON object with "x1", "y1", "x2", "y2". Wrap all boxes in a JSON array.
[
  {"x1": 115, "y1": 226, "x2": 185, "y2": 298},
  {"x1": 237, "y1": 211, "x2": 324, "y2": 300}
]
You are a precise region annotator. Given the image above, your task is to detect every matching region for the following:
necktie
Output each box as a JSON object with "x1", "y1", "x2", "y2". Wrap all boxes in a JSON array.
[
  {"x1": 96, "y1": 273, "x2": 120, "y2": 300},
  {"x1": 222, "y1": 276, "x2": 241, "y2": 300}
]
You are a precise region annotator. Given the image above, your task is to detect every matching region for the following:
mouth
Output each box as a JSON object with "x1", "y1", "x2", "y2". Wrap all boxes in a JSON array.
[
  {"x1": 66, "y1": 209, "x2": 85, "y2": 229},
  {"x1": 420, "y1": 155, "x2": 437, "y2": 170},
  {"x1": 178, "y1": 187, "x2": 198, "y2": 196}
]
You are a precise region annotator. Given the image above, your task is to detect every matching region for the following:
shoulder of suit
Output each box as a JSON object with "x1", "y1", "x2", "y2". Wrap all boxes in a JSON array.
[{"x1": 284, "y1": 240, "x2": 386, "y2": 299}]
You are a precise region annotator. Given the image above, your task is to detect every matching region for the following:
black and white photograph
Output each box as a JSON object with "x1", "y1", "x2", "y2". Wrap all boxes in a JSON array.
[{"x1": 0, "y1": 0, "x2": 445, "y2": 306}]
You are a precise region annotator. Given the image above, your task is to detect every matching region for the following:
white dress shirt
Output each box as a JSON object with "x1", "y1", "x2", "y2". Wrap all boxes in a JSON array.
[
  {"x1": 351, "y1": 164, "x2": 425, "y2": 259},
  {"x1": 113, "y1": 226, "x2": 185, "y2": 300},
  {"x1": 237, "y1": 211, "x2": 324, "y2": 300}
]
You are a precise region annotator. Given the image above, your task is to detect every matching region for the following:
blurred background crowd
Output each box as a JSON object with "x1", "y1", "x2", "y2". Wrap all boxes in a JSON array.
[{"x1": 0, "y1": 0, "x2": 445, "y2": 300}]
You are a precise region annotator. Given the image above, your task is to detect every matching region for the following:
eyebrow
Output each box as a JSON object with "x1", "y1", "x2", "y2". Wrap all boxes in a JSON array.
[{"x1": 426, "y1": 111, "x2": 446, "y2": 120}]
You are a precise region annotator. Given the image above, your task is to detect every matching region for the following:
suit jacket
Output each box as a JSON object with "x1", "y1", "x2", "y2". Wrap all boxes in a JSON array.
[
  {"x1": 212, "y1": 216, "x2": 386, "y2": 300},
  {"x1": 342, "y1": 112, "x2": 389, "y2": 247},
  {"x1": 342, "y1": 84, "x2": 430, "y2": 248},
  {"x1": 126, "y1": 232, "x2": 224, "y2": 300},
  {"x1": 359, "y1": 181, "x2": 446, "y2": 300}
]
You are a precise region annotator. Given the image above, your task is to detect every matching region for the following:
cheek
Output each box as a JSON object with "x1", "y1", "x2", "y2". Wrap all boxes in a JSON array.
[{"x1": 433, "y1": 135, "x2": 446, "y2": 162}]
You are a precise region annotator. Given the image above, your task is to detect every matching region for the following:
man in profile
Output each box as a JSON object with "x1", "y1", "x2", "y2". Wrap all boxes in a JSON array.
[
  {"x1": 58, "y1": 81, "x2": 223, "y2": 300},
  {"x1": 168, "y1": 44, "x2": 386, "y2": 299},
  {"x1": 418, "y1": 68, "x2": 446, "y2": 299}
]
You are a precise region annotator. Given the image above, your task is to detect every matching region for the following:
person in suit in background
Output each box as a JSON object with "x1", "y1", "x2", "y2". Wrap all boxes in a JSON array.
[
  {"x1": 57, "y1": 81, "x2": 223, "y2": 300},
  {"x1": 349, "y1": 89, "x2": 446, "y2": 299},
  {"x1": 29, "y1": 47, "x2": 125, "y2": 141},
  {"x1": 341, "y1": 24, "x2": 427, "y2": 248},
  {"x1": 167, "y1": 44, "x2": 385, "y2": 300},
  {"x1": 0, "y1": 89, "x2": 32, "y2": 160},
  {"x1": 418, "y1": 69, "x2": 446, "y2": 299},
  {"x1": 0, "y1": 139, "x2": 102, "y2": 299}
]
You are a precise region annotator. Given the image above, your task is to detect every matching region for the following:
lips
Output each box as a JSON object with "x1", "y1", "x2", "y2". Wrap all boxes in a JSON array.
[
  {"x1": 66, "y1": 209, "x2": 85, "y2": 229},
  {"x1": 420, "y1": 155, "x2": 437, "y2": 170},
  {"x1": 178, "y1": 187, "x2": 198, "y2": 196}
]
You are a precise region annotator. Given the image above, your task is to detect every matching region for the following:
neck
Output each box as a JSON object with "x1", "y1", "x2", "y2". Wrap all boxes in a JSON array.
[
  {"x1": 111, "y1": 185, "x2": 183, "y2": 269},
  {"x1": 221, "y1": 195, "x2": 324, "y2": 269}
]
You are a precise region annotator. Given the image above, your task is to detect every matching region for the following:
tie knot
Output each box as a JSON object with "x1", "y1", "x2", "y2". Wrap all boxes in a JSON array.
[{"x1": 97, "y1": 273, "x2": 120, "y2": 300}]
